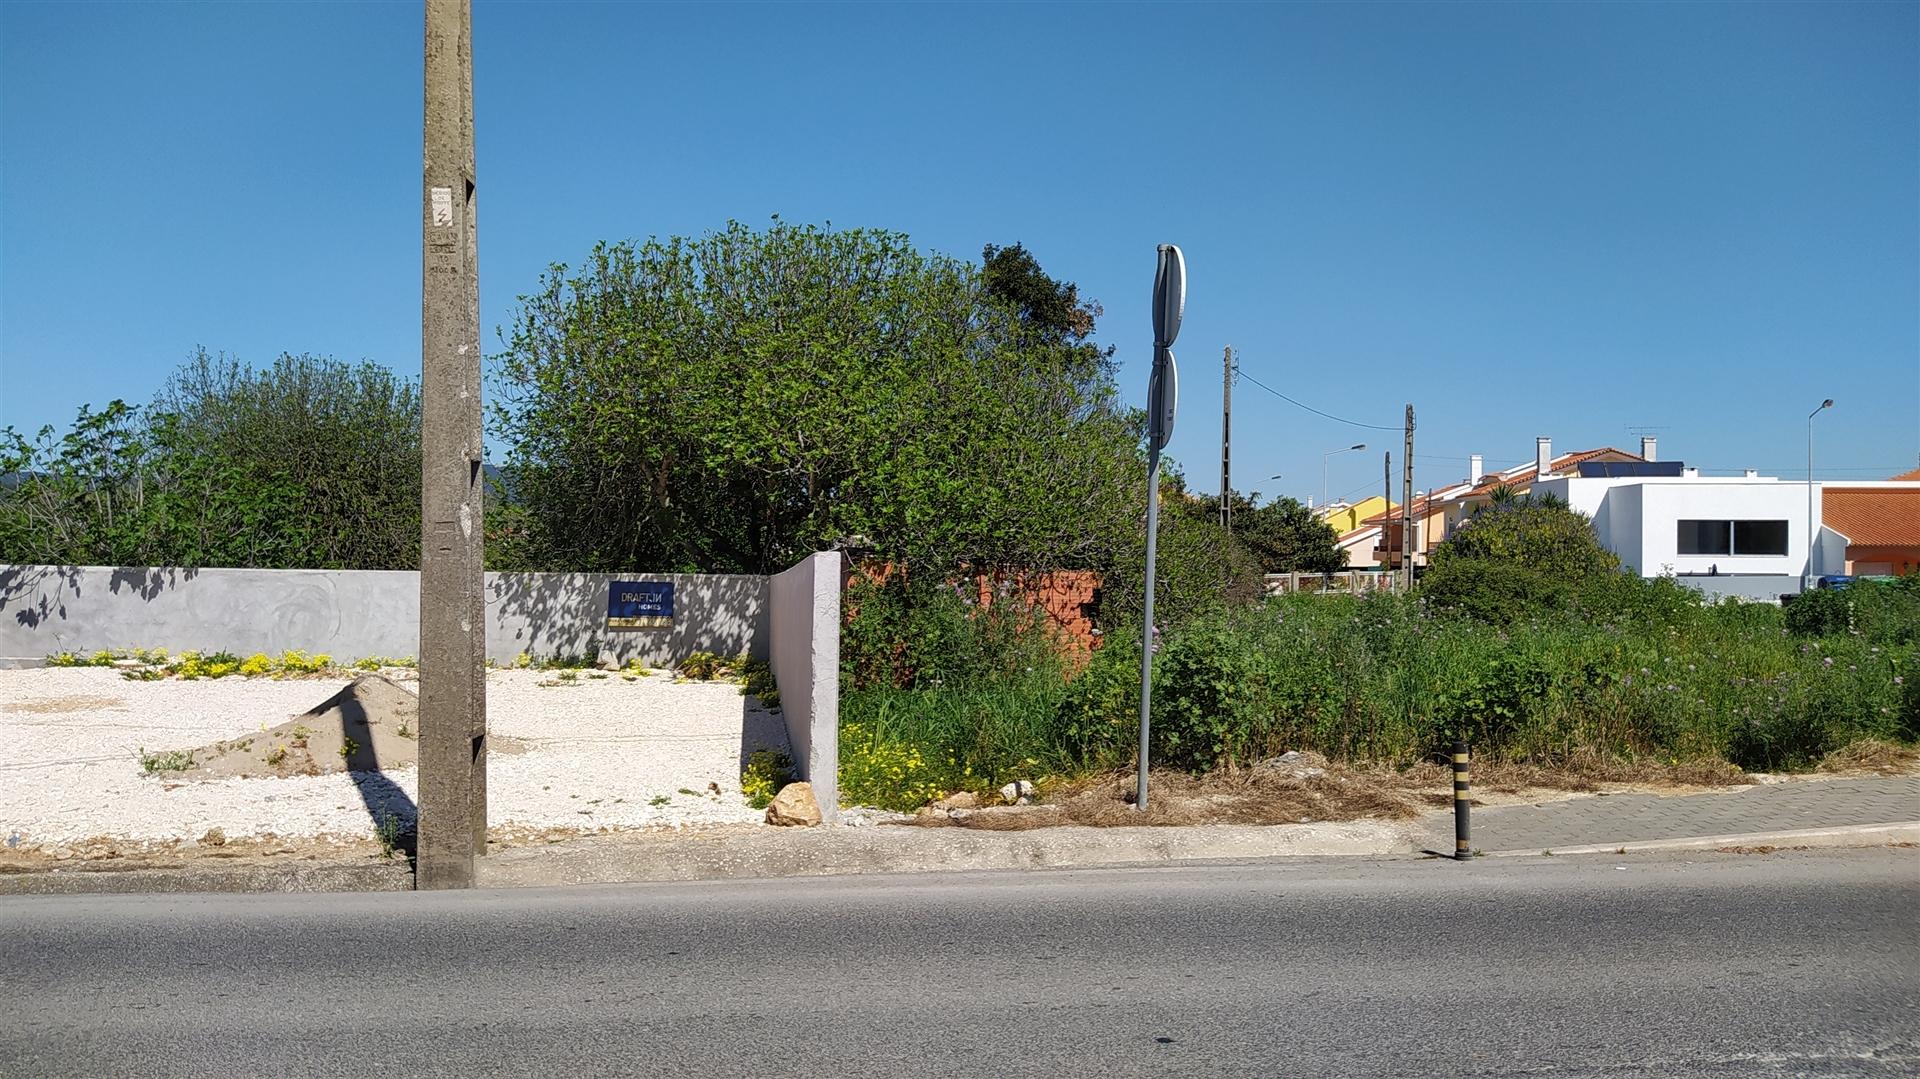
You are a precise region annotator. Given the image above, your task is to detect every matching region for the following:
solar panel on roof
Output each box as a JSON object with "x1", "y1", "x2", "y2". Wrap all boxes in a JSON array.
[{"x1": 1577, "y1": 461, "x2": 1687, "y2": 478}]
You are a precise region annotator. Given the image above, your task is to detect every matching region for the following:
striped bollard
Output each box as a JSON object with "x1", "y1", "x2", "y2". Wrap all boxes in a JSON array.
[{"x1": 1453, "y1": 738, "x2": 1471, "y2": 861}]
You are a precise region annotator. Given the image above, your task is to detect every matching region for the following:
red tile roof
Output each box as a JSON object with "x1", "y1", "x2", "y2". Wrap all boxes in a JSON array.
[
  {"x1": 1823, "y1": 487, "x2": 1920, "y2": 547},
  {"x1": 1356, "y1": 447, "x2": 1644, "y2": 526},
  {"x1": 1891, "y1": 467, "x2": 1920, "y2": 482}
]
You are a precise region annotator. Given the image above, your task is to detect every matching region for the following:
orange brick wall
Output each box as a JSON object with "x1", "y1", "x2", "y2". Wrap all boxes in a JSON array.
[{"x1": 842, "y1": 561, "x2": 1103, "y2": 663}]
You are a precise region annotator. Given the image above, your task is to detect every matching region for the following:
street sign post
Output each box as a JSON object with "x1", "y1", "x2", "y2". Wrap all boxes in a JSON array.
[{"x1": 1138, "y1": 244, "x2": 1184, "y2": 811}]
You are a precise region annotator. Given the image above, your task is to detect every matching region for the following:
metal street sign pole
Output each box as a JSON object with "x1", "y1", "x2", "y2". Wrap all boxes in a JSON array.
[
  {"x1": 1138, "y1": 244, "x2": 1184, "y2": 811},
  {"x1": 418, "y1": 0, "x2": 486, "y2": 889}
]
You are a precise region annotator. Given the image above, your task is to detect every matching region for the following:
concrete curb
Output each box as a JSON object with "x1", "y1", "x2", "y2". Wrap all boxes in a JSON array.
[
  {"x1": 0, "y1": 860, "x2": 414, "y2": 895},
  {"x1": 1476, "y1": 821, "x2": 1920, "y2": 859},
  {"x1": 475, "y1": 821, "x2": 1421, "y2": 888}
]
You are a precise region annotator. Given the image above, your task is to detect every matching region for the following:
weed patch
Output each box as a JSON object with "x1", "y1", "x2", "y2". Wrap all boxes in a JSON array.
[{"x1": 138, "y1": 747, "x2": 195, "y2": 774}]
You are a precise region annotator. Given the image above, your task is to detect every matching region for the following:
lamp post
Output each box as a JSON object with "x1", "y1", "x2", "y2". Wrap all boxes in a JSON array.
[
  {"x1": 1323, "y1": 443, "x2": 1366, "y2": 506},
  {"x1": 1805, "y1": 399, "x2": 1833, "y2": 591}
]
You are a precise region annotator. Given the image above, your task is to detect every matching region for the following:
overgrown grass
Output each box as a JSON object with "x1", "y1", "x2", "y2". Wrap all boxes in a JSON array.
[
  {"x1": 839, "y1": 576, "x2": 1918, "y2": 809},
  {"x1": 841, "y1": 669, "x2": 1073, "y2": 810}
]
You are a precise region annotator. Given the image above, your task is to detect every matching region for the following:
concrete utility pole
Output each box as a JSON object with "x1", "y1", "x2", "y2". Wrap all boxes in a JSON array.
[
  {"x1": 418, "y1": 0, "x2": 486, "y2": 890},
  {"x1": 1401, "y1": 405, "x2": 1415, "y2": 592},
  {"x1": 1219, "y1": 346, "x2": 1232, "y2": 533},
  {"x1": 1382, "y1": 450, "x2": 1391, "y2": 577}
]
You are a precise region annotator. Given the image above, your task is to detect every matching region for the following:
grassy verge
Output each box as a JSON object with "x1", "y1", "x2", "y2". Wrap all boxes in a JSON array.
[{"x1": 840, "y1": 580, "x2": 1918, "y2": 812}]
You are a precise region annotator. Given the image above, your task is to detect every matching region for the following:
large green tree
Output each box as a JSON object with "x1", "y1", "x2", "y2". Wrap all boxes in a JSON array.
[
  {"x1": 490, "y1": 221, "x2": 1142, "y2": 577},
  {"x1": 0, "y1": 350, "x2": 421, "y2": 569},
  {"x1": 1188, "y1": 489, "x2": 1345, "y2": 574}
]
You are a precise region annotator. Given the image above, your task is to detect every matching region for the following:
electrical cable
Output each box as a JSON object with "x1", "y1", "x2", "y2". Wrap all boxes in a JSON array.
[{"x1": 1231, "y1": 366, "x2": 1401, "y2": 432}]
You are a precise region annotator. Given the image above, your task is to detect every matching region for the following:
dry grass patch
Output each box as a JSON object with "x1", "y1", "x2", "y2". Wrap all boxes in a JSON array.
[
  {"x1": 1384, "y1": 753, "x2": 1747, "y2": 797},
  {"x1": 909, "y1": 751, "x2": 1758, "y2": 831},
  {"x1": 921, "y1": 758, "x2": 1422, "y2": 831},
  {"x1": 1816, "y1": 738, "x2": 1920, "y2": 777}
]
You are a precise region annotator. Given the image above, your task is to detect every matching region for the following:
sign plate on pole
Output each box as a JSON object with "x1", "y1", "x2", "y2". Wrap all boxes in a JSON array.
[
  {"x1": 1148, "y1": 347, "x2": 1178, "y2": 452},
  {"x1": 1153, "y1": 244, "x2": 1186, "y2": 349}
]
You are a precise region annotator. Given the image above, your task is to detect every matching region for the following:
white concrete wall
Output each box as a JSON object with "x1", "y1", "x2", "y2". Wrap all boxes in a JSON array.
[
  {"x1": 1814, "y1": 524, "x2": 1850, "y2": 579},
  {"x1": 767, "y1": 551, "x2": 841, "y2": 820},
  {"x1": 0, "y1": 565, "x2": 768, "y2": 668}
]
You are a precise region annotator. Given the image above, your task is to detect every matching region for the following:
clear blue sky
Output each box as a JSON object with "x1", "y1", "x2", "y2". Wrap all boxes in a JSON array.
[{"x1": 3, "y1": 1, "x2": 1915, "y2": 504}]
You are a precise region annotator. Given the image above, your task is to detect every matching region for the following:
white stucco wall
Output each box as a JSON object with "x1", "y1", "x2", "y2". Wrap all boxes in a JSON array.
[
  {"x1": 1636, "y1": 480, "x2": 1814, "y2": 578},
  {"x1": 767, "y1": 551, "x2": 841, "y2": 820},
  {"x1": 0, "y1": 565, "x2": 769, "y2": 668}
]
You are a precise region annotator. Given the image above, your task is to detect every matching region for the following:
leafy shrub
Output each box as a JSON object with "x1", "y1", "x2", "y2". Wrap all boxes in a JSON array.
[
  {"x1": 1420, "y1": 559, "x2": 1571, "y2": 625},
  {"x1": 740, "y1": 748, "x2": 794, "y2": 809},
  {"x1": 1793, "y1": 577, "x2": 1920, "y2": 647},
  {"x1": 47, "y1": 650, "x2": 116, "y2": 668},
  {"x1": 1099, "y1": 499, "x2": 1266, "y2": 632},
  {"x1": 1149, "y1": 613, "x2": 1274, "y2": 771},
  {"x1": 841, "y1": 573, "x2": 1060, "y2": 691},
  {"x1": 679, "y1": 651, "x2": 751, "y2": 681},
  {"x1": 839, "y1": 668, "x2": 1070, "y2": 808},
  {"x1": 837, "y1": 721, "x2": 953, "y2": 811},
  {"x1": 274, "y1": 650, "x2": 332, "y2": 674},
  {"x1": 1785, "y1": 587, "x2": 1853, "y2": 637},
  {"x1": 1055, "y1": 625, "x2": 1143, "y2": 769},
  {"x1": 739, "y1": 658, "x2": 779, "y2": 707},
  {"x1": 1423, "y1": 500, "x2": 1630, "y2": 625}
]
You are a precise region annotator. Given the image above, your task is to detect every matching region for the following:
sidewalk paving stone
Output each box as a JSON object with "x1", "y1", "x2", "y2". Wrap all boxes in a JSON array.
[{"x1": 1427, "y1": 775, "x2": 1920, "y2": 853}]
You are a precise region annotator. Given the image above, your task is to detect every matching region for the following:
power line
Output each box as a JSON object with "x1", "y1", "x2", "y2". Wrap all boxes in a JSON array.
[
  {"x1": 1692, "y1": 465, "x2": 1909, "y2": 474},
  {"x1": 1231, "y1": 366, "x2": 1401, "y2": 432}
]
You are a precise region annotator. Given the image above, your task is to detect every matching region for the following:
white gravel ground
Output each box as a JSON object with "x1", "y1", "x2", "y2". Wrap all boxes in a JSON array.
[{"x1": 0, "y1": 667, "x2": 788, "y2": 850}]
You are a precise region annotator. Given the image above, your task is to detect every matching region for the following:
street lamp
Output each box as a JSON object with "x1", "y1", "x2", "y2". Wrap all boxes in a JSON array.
[
  {"x1": 1323, "y1": 443, "x2": 1367, "y2": 506},
  {"x1": 1805, "y1": 399, "x2": 1833, "y2": 591}
]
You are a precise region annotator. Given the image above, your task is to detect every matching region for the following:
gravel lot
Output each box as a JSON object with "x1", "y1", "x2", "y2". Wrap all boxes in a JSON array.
[{"x1": 0, "y1": 667, "x2": 786, "y2": 851}]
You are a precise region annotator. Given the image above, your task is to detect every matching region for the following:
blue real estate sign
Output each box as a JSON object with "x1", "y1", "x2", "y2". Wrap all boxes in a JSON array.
[{"x1": 607, "y1": 580, "x2": 674, "y2": 629}]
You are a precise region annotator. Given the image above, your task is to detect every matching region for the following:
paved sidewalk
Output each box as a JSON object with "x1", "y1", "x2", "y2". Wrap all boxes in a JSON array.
[{"x1": 1429, "y1": 775, "x2": 1920, "y2": 854}]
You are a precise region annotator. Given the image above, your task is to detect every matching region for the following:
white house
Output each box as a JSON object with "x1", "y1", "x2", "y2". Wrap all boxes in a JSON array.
[{"x1": 1531, "y1": 464, "x2": 1818, "y2": 600}]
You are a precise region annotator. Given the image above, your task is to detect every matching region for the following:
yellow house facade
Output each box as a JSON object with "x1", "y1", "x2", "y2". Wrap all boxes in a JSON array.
[{"x1": 1318, "y1": 496, "x2": 1391, "y2": 537}]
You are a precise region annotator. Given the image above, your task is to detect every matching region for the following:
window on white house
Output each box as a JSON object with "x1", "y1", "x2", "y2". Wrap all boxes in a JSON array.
[
  {"x1": 1677, "y1": 520, "x2": 1731, "y2": 555},
  {"x1": 1676, "y1": 519, "x2": 1789, "y2": 556},
  {"x1": 1734, "y1": 520, "x2": 1789, "y2": 556}
]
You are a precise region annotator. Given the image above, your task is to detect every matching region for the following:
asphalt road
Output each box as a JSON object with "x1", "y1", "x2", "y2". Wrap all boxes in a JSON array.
[{"x1": 3, "y1": 849, "x2": 1915, "y2": 1077}]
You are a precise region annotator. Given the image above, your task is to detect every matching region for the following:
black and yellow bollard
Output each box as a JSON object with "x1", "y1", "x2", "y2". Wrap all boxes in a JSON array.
[{"x1": 1452, "y1": 738, "x2": 1471, "y2": 860}]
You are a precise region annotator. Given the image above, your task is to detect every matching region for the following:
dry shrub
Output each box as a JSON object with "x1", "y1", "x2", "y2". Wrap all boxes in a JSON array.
[{"x1": 1817, "y1": 738, "x2": 1920, "y2": 776}]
